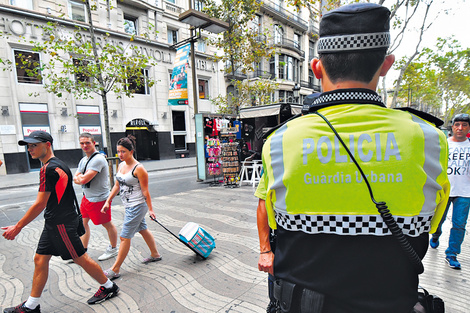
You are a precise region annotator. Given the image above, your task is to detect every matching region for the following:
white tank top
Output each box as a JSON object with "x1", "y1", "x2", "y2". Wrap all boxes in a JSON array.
[{"x1": 116, "y1": 163, "x2": 146, "y2": 207}]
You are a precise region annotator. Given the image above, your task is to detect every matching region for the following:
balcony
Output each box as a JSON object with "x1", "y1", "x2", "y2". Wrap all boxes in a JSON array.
[
  {"x1": 164, "y1": 0, "x2": 184, "y2": 16},
  {"x1": 258, "y1": 0, "x2": 308, "y2": 32},
  {"x1": 249, "y1": 70, "x2": 275, "y2": 80},
  {"x1": 301, "y1": 80, "x2": 321, "y2": 92},
  {"x1": 274, "y1": 37, "x2": 305, "y2": 58},
  {"x1": 254, "y1": 35, "x2": 305, "y2": 58},
  {"x1": 308, "y1": 23, "x2": 319, "y2": 39}
]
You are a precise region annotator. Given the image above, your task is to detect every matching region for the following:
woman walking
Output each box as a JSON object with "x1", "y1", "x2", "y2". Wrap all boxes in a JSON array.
[{"x1": 102, "y1": 135, "x2": 162, "y2": 279}]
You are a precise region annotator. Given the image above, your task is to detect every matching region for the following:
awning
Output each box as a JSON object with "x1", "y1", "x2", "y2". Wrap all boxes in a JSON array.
[{"x1": 239, "y1": 103, "x2": 302, "y2": 118}]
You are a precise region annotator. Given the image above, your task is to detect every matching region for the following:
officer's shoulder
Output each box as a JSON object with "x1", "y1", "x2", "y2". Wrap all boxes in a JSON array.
[{"x1": 393, "y1": 107, "x2": 444, "y2": 128}]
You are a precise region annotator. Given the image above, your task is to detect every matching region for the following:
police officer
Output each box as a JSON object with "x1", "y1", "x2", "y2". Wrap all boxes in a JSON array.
[{"x1": 256, "y1": 3, "x2": 449, "y2": 313}]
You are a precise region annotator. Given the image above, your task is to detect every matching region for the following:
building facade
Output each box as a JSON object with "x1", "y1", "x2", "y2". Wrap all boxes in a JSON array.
[
  {"x1": 0, "y1": 0, "x2": 225, "y2": 174},
  {"x1": 229, "y1": 0, "x2": 321, "y2": 108}
]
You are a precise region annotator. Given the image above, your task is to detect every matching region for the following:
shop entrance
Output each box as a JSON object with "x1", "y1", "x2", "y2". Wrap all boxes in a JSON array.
[{"x1": 126, "y1": 119, "x2": 159, "y2": 160}]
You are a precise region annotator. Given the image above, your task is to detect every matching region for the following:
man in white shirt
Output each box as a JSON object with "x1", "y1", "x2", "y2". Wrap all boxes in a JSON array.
[
  {"x1": 74, "y1": 133, "x2": 118, "y2": 261},
  {"x1": 430, "y1": 113, "x2": 470, "y2": 269}
]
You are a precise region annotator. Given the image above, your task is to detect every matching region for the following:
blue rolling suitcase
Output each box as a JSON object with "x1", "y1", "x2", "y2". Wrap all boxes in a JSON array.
[{"x1": 151, "y1": 217, "x2": 215, "y2": 259}]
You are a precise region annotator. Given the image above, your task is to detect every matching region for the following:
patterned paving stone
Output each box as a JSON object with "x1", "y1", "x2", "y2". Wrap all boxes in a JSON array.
[{"x1": 1, "y1": 185, "x2": 469, "y2": 313}]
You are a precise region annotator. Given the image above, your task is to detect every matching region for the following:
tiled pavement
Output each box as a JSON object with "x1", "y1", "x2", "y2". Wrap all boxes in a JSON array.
[
  {"x1": 0, "y1": 185, "x2": 267, "y2": 313},
  {"x1": 0, "y1": 158, "x2": 469, "y2": 312}
]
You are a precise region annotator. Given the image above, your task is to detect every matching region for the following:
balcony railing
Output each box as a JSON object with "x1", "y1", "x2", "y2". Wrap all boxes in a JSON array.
[
  {"x1": 255, "y1": 35, "x2": 305, "y2": 58},
  {"x1": 274, "y1": 37, "x2": 304, "y2": 57},
  {"x1": 308, "y1": 23, "x2": 319, "y2": 37},
  {"x1": 249, "y1": 70, "x2": 275, "y2": 80},
  {"x1": 258, "y1": 0, "x2": 308, "y2": 31},
  {"x1": 301, "y1": 80, "x2": 321, "y2": 92},
  {"x1": 164, "y1": 1, "x2": 183, "y2": 15}
]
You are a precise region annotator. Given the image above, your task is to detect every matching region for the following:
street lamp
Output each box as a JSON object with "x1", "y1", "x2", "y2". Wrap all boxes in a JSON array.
[
  {"x1": 293, "y1": 82, "x2": 301, "y2": 104},
  {"x1": 177, "y1": 7, "x2": 229, "y2": 116},
  {"x1": 177, "y1": 5, "x2": 229, "y2": 181}
]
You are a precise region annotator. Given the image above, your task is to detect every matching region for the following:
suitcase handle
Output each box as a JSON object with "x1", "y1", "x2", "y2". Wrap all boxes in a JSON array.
[{"x1": 150, "y1": 216, "x2": 207, "y2": 259}]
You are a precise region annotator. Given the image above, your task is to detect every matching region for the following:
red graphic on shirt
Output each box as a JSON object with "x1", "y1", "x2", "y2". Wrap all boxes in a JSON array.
[
  {"x1": 54, "y1": 167, "x2": 68, "y2": 204},
  {"x1": 39, "y1": 163, "x2": 49, "y2": 192}
]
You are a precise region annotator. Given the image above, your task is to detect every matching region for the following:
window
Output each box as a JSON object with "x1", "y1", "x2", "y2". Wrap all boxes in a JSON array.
[
  {"x1": 269, "y1": 56, "x2": 276, "y2": 79},
  {"x1": 251, "y1": 15, "x2": 261, "y2": 34},
  {"x1": 172, "y1": 111, "x2": 187, "y2": 151},
  {"x1": 193, "y1": 0, "x2": 204, "y2": 11},
  {"x1": 77, "y1": 105, "x2": 103, "y2": 150},
  {"x1": 168, "y1": 29, "x2": 178, "y2": 44},
  {"x1": 294, "y1": 33, "x2": 300, "y2": 50},
  {"x1": 126, "y1": 69, "x2": 150, "y2": 95},
  {"x1": 124, "y1": 15, "x2": 137, "y2": 35},
  {"x1": 274, "y1": 25, "x2": 283, "y2": 45},
  {"x1": 19, "y1": 103, "x2": 50, "y2": 170},
  {"x1": 197, "y1": 38, "x2": 206, "y2": 52},
  {"x1": 69, "y1": 0, "x2": 87, "y2": 22},
  {"x1": 278, "y1": 90, "x2": 293, "y2": 103},
  {"x1": 73, "y1": 58, "x2": 92, "y2": 84},
  {"x1": 198, "y1": 79, "x2": 209, "y2": 99},
  {"x1": 14, "y1": 50, "x2": 42, "y2": 84},
  {"x1": 10, "y1": 0, "x2": 33, "y2": 10},
  {"x1": 309, "y1": 40, "x2": 316, "y2": 62},
  {"x1": 253, "y1": 61, "x2": 262, "y2": 77},
  {"x1": 278, "y1": 54, "x2": 299, "y2": 81}
]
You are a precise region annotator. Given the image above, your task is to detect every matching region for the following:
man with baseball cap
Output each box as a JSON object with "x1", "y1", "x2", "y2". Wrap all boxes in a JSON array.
[
  {"x1": 430, "y1": 113, "x2": 470, "y2": 269},
  {"x1": 2, "y1": 131, "x2": 119, "y2": 312},
  {"x1": 255, "y1": 3, "x2": 449, "y2": 312}
]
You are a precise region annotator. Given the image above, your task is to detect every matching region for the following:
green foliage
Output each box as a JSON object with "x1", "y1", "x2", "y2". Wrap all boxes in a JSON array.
[
  {"x1": 397, "y1": 37, "x2": 470, "y2": 123},
  {"x1": 15, "y1": 21, "x2": 157, "y2": 103},
  {"x1": 203, "y1": 0, "x2": 278, "y2": 112}
]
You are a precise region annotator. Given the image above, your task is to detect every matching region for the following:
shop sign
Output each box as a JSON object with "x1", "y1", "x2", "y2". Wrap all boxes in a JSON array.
[
  {"x1": 23, "y1": 126, "x2": 50, "y2": 136},
  {"x1": 220, "y1": 127, "x2": 238, "y2": 134},
  {"x1": 79, "y1": 126, "x2": 101, "y2": 135},
  {"x1": 0, "y1": 15, "x2": 172, "y2": 64},
  {"x1": 0, "y1": 125, "x2": 16, "y2": 134},
  {"x1": 196, "y1": 59, "x2": 216, "y2": 72},
  {"x1": 127, "y1": 119, "x2": 150, "y2": 127}
]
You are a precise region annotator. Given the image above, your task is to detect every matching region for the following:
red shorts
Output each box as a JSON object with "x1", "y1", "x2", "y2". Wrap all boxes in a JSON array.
[{"x1": 80, "y1": 196, "x2": 111, "y2": 225}]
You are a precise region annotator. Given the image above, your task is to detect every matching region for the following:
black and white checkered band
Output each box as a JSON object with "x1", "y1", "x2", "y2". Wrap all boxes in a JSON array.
[
  {"x1": 275, "y1": 211, "x2": 432, "y2": 237},
  {"x1": 317, "y1": 32, "x2": 390, "y2": 53},
  {"x1": 311, "y1": 89, "x2": 385, "y2": 108}
]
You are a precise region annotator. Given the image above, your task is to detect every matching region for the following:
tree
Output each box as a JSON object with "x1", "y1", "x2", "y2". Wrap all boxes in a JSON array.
[
  {"x1": 203, "y1": 0, "x2": 279, "y2": 113},
  {"x1": 1, "y1": 0, "x2": 156, "y2": 156},
  {"x1": 397, "y1": 37, "x2": 470, "y2": 124}
]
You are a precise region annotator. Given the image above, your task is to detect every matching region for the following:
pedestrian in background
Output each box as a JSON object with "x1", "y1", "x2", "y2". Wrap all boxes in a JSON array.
[
  {"x1": 2, "y1": 131, "x2": 119, "y2": 313},
  {"x1": 73, "y1": 133, "x2": 119, "y2": 261},
  {"x1": 102, "y1": 135, "x2": 162, "y2": 280},
  {"x1": 430, "y1": 113, "x2": 470, "y2": 269},
  {"x1": 256, "y1": 3, "x2": 449, "y2": 312}
]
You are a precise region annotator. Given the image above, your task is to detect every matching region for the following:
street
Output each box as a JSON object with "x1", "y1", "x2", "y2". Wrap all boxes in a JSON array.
[
  {"x1": 0, "y1": 165, "x2": 469, "y2": 312},
  {"x1": 0, "y1": 166, "x2": 267, "y2": 312}
]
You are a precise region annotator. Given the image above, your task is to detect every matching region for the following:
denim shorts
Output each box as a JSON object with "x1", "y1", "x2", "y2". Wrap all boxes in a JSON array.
[{"x1": 121, "y1": 202, "x2": 148, "y2": 239}]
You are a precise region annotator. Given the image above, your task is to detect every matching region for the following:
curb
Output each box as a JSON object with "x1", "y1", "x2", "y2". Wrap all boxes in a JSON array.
[{"x1": 0, "y1": 164, "x2": 197, "y2": 191}]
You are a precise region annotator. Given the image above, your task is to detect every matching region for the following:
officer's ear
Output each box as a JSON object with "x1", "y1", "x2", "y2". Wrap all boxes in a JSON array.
[
  {"x1": 379, "y1": 54, "x2": 395, "y2": 77},
  {"x1": 311, "y1": 58, "x2": 323, "y2": 79}
]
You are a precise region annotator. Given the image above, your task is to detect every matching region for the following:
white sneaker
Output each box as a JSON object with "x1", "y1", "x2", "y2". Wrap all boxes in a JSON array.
[{"x1": 98, "y1": 245, "x2": 119, "y2": 261}]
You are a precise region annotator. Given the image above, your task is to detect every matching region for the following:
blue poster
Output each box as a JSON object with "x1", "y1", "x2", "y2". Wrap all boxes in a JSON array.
[{"x1": 168, "y1": 43, "x2": 190, "y2": 105}]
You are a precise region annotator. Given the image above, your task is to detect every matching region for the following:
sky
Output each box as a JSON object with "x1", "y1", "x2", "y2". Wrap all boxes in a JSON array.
[{"x1": 386, "y1": 0, "x2": 469, "y2": 85}]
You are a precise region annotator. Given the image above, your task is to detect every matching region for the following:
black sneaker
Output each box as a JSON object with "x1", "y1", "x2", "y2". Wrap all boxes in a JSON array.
[
  {"x1": 87, "y1": 282, "x2": 120, "y2": 304},
  {"x1": 3, "y1": 301, "x2": 41, "y2": 313}
]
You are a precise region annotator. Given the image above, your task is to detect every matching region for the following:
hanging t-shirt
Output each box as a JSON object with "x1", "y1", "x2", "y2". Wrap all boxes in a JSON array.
[
  {"x1": 447, "y1": 139, "x2": 470, "y2": 197},
  {"x1": 233, "y1": 120, "x2": 242, "y2": 139}
]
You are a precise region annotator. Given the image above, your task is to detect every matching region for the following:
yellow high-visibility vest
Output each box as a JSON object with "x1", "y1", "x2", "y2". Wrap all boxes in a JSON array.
[{"x1": 261, "y1": 103, "x2": 449, "y2": 237}]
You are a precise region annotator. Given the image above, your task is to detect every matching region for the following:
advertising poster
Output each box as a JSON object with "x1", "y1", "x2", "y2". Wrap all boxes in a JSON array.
[{"x1": 168, "y1": 43, "x2": 190, "y2": 105}]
